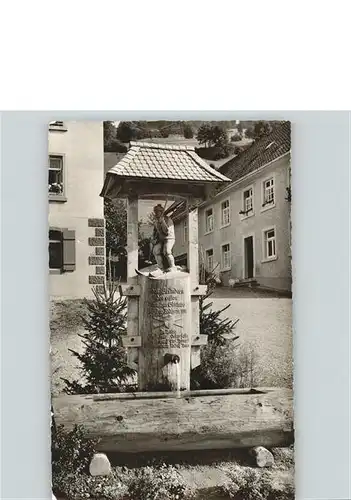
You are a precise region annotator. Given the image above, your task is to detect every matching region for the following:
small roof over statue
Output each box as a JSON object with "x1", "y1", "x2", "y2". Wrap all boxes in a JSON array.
[{"x1": 100, "y1": 141, "x2": 231, "y2": 201}]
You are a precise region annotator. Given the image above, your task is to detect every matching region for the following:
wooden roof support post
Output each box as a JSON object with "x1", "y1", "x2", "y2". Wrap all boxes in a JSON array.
[
  {"x1": 187, "y1": 200, "x2": 203, "y2": 370},
  {"x1": 127, "y1": 195, "x2": 139, "y2": 282},
  {"x1": 126, "y1": 195, "x2": 139, "y2": 371},
  {"x1": 187, "y1": 201, "x2": 199, "y2": 288}
]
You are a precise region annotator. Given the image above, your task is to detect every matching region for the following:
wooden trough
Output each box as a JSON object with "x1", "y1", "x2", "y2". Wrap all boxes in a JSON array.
[{"x1": 53, "y1": 387, "x2": 293, "y2": 453}]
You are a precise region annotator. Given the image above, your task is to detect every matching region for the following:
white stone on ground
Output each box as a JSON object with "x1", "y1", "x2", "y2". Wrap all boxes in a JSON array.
[
  {"x1": 250, "y1": 446, "x2": 275, "y2": 467},
  {"x1": 89, "y1": 453, "x2": 112, "y2": 476}
]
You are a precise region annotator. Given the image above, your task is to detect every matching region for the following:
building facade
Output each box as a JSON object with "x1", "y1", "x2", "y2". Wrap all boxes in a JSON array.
[
  {"x1": 173, "y1": 121, "x2": 292, "y2": 292},
  {"x1": 48, "y1": 121, "x2": 105, "y2": 298}
]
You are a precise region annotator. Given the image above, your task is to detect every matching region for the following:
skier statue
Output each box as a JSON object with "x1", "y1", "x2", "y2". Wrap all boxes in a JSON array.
[{"x1": 151, "y1": 204, "x2": 177, "y2": 273}]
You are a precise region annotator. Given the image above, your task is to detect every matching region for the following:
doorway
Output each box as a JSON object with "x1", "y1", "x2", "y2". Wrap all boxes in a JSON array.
[{"x1": 244, "y1": 236, "x2": 254, "y2": 279}]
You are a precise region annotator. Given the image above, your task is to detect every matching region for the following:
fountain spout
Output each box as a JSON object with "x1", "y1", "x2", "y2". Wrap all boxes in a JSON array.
[{"x1": 164, "y1": 353, "x2": 180, "y2": 366}]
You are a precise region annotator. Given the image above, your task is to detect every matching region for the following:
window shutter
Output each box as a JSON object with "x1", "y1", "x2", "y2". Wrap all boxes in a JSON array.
[{"x1": 63, "y1": 229, "x2": 76, "y2": 272}]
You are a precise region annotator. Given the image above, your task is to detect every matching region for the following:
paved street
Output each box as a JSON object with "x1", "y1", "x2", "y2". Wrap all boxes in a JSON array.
[{"x1": 210, "y1": 292, "x2": 293, "y2": 388}]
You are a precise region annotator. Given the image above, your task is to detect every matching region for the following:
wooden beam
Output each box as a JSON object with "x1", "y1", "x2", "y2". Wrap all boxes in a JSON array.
[
  {"x1": 191, "y1": 285, "x2": 207, "y2": 296},
  {"x1": 191, "y1": 334, "x2": 208, "y2": 346},
  {"x1": 119, "y1": 284, "x2": 141, "y2": 296},
  {"x1": 190, "y1": 296, "x2": 201, "y2": 369},
  {"x1": 53, "y1": 388, "x2": 294, "y2": 453},
  {"x1": 127, "y1": 195, "x2": 139, "y2": 281},
  {"x1": 187, "y1": 206, "x2": 199, "y2": 287},
  {"x1": 122, "y1": 336, "x2": 142, "y2": 347}
]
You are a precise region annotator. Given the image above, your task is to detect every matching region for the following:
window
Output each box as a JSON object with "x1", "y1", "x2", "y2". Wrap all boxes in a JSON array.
[
  {"x1": 183, "y1": 219, "x2": 188, "y2": 242},
  {"x1": 243, "y1": 187, "x2": 253, "y2": 214},
  {"x1": 221, "y1": 243, "x2": 231, "y2": 270},
  {"x1": 206, "y1": 249, "x2": 214, "y2": 271},
  {"x1": 49, "y1": 228, "x2": 76, "y2": 273},
  {"x1": 49, "y1": 155, "x2": 65, "y2": 198},
  {"x1": 263, "y1": 228, "x2": 276, "y2": 260},
  {"x1": 205, "y1": 208, "x2": 214, "y2": 233},
  {"x1": 262, "y1": 178, "x2": 275, "y2": 207},
  {"x1": 49, "y1": 230, "x2": 63, "y2": 270},
  {"x1": 221, "y1": 199, "x2": 230, "y2": 226}
]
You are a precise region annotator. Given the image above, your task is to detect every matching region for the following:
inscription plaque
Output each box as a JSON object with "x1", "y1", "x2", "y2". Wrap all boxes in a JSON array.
[{"x1": 146, "y1": 283, "x2": 189, "y2": 348}]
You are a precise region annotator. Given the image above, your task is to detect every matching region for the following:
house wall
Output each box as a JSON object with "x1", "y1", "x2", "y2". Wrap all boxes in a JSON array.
[
  {"x1": 49, "y1": 121, "x2": 105, "y2": 298},
  {"x1": 173, "y1": 155, "x2": 292, "y2": 291}
]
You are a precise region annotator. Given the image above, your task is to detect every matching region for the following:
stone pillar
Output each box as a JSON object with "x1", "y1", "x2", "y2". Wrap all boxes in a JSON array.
[{"x1": 138, "y1": 272, "x2": 192, "y2": 391}]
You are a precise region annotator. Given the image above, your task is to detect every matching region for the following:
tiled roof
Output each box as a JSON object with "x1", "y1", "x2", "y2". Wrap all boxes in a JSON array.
[
  {"x1": 219, "y1": 121, "x2": 291, "y2": 182},
  {"x1": 105, "y1": 141, "x2": 230, "y2": 183},
  {"x1": 104, "y1": 152, "x2": 126, "y2": 176}
]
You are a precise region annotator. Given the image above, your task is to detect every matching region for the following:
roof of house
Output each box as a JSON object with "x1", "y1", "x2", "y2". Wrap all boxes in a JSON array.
[
  {"x1": 219, "y1": 121, "x2": 291, "y2": 182},
  {"x1": 105, "y1": 141, "x2": 230, "y2": 183}
]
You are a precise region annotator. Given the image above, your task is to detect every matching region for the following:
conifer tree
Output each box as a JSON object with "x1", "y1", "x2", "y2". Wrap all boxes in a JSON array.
[{"x1": 63, "y1": 282, "x2": 136, "y2": 394}]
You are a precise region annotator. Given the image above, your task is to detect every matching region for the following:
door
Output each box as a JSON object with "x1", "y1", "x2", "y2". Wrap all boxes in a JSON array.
[{"x1": 244, "y1": 236, "x2": 254, "y2": 279}]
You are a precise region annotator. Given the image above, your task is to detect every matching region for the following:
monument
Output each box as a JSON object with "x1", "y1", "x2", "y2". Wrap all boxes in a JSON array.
[
  {"x1": 100, "y1": 141, "x2": 231, "y2": 391},
  {"x1": 53, "y1": 142, "x2": 293, "y2": 454}
]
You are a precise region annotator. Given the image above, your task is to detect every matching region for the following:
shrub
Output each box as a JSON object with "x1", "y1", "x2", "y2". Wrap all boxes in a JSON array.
[
  {"x1": 191, "y1": 342, "x2": 239, "y2": 389},
  {"x1": 53, "y1": 470, "x2": 127, "y2": 500},
  {"x1": 116, "y1": 121, "x2": 141, "y2": 142},
  {"x1": 183, "y1": 123, "x2": 194, "y2": 139},
  {"x1": 235, "y1": 343, "x2": 260, "y2": 388},
  {"x1": 222, "y1": 467, "x2": 295, "y2": 500},
  {"x1": 160, "y1": 128, "x2": 170, "y2": 138},
  {"x1": 51, "y1": 424, "x2": 98, "y2": 476},
  {"x1": 104, "y1": 138, "x2": 128, "y2": 153},
  {"x1": 62, "y1": 282, "x2": 136, "y2": 394},
  {"x1": 191, "y1": 264, "x2": 240, "y2": 389},
  {"x1": 126, "y1": 464, "x2": 193, "y2": 500},
  {"x1": 231, "y1": 133, "x2": 243, "y2": 142},
  {"x1": 195, "y1": 144, "x2": 234, "y2": 161}
]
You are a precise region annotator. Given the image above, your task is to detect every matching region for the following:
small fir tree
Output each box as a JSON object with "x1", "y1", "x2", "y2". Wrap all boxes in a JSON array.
[
  {"x1": 191, "y1": 261, "x2": 240, "y2": 389},
  {"x1": 63, "y1": 282, "x2": 136, "y2": 394},
  {"x1": 199, "y1": 263, "x2": 239, "y2": 347}
]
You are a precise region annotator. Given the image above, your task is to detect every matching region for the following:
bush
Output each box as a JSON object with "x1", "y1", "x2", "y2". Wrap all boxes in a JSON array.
[
  {"x1": 62, "y1": 282, "x2": 136, "y2": 394},
  {"x1": 52, "y1": 424, "x2": 98, "y2": 476},
  {"x1": 191, "y1": 264, "x2": 240, "y2": 389},
  {"x1": 231, "y1": 133, "x2": 243, "y2": 142},
  {"x1": 235, "y1": 343, "x2": 260, "y2": 388},
  {"x1": 126, "y1": 464, "x2": 193, "y2": 500},
  {"x1": 53, "y1": 470, "x2": 127, "y2": 500},
  {"x1": 116, "y1": 121, "x2": 141, "y2": 142},
  {"x1": 183, "y1": 123, "x2": 194, "y2": 139},
  {"x1": 191, "y1": 342, "x2": 239, "y2": 389},
  {"x1": 105, "y1": 138, "x2": 128, "y2": 153},
  {"x1": 222, "y1": 466, "x2": 294, "y2": 500},
  {"x1": 53, "y1": 464, "x2": 193, "y2": 500},
  {"x1": 160, "y1": 128, "x2": 170, "y2": 138}
]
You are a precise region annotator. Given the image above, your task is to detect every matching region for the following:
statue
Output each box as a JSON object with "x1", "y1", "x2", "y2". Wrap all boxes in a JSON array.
[{"x1": 151, "y1": 204, "x2": 177, "y2": 273}]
